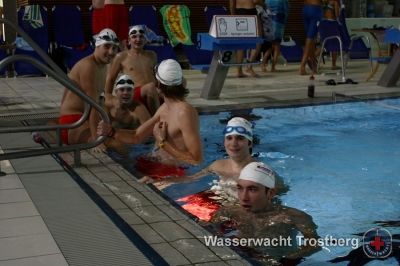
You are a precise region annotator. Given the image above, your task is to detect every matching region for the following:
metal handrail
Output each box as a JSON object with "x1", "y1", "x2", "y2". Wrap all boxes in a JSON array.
[
  {"x1": 317, "y1": 35, "x2": 346, "y2": 82},
  {"x1": 0, "y1": 55, "x2": 91, "y2": 133},
  {"x1": 0, "y1": 18, "x2": 110, "y2": 163}
]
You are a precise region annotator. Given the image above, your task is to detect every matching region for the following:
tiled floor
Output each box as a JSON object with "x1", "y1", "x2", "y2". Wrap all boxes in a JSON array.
[{"x1": 0, "y1": 150, "x2": 68, "y2": 266}]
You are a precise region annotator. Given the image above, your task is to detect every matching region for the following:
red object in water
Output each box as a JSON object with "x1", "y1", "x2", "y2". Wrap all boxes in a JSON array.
[
  {"x1": 177, "y1": 191, "x2": 221, "y2": 222},
  {"x1": 135, "y1": 156, "x2": 185, "y2": 180}
]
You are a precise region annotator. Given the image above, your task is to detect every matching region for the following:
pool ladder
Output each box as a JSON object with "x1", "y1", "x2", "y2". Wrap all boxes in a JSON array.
[{"x1": 0, "y1": 18, "x2": 109, "y2": 175}]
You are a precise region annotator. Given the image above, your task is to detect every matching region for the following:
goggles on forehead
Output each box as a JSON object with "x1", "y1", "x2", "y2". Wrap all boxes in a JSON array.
[
  {"x1": 130, "y1": 29, "x2": 145, "y2": 35},
  {"x1": 98, "y1": 34, "x2": 119, "y2": 43},
  {"x1": 116, "y1": 79, "x2": 134, "y2": 86},
  {"x1": 223, "y1": 126, "x2": 252, "y2": 138}
]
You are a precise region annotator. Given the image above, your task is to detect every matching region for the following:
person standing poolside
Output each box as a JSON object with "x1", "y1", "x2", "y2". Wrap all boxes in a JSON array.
[
  {"x1": 299, "y1": 0, "x2": 322, "y2": 75},
  {"x1": 91, "y1": 0, "x2": 129, "y2": 49},
  {"x1": 98, "y1": 59, "x2": 202, "y2": 168},
  {"x1": 229, "y1": 0, "x2": 264, "y2": 78},
  {"x1": 261, "y1": 0, "x2": 290, "y2": 72},
  {"x1": 59, "y1": 28, "x2": 119, "y2": 152},
  {"x1": 103, "y1": 74, "x2": 151, "y2": 153},
  {"x1": 210, "y1": 162, "x2": 320, "y2": 262},
  {"x1": 105, "y1": 25, "x2": 160, "y2": 116},
  {"x1": 321, "y1": 0, "x2": 340, "y2": 69}
]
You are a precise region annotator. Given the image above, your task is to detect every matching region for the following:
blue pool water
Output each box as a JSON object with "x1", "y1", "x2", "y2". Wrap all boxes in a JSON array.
[{"x1": 122, "y1": 98, "x2": 400, "y2": 265}]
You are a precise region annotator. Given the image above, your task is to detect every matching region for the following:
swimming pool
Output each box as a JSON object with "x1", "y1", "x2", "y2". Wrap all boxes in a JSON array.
[{"x1": 121, "y1": 98, "x2": 400, "y2": 265}]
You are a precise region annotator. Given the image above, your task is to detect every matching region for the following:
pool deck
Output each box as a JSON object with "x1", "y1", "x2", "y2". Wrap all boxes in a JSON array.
[{"x1": 0, "y1": 60, "x2": 399, "y2": 265}]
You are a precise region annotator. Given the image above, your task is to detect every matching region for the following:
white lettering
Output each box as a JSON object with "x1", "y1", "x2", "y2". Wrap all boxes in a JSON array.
[{"x1": 204, "y1": 235, "x2": 359, "y2": 249}]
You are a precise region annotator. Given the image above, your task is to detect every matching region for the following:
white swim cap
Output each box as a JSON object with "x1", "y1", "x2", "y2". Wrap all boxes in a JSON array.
[
  {"x1": 239, "y1": 162, "x2": 276, "y2": 189},
  {"x1": 224, "y1": 117, "x2": 253, "y2": 142},
  {"x1": 115, "y1": 74, "x2": 134, "y2": 90},
  {"x1": 129, "y1": 25, "x2": 146, "y2": 36},
  {"x1": 155, "y1": 59, "x2": 183, "y2": 86},
  {"x1": 94, "y1": 28, "x2": 119, "y2": 47}
]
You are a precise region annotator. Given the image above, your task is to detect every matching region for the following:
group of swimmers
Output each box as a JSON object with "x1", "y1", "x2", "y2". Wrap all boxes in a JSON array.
[
  {"x1": 58, "y1": 15, "x2": 321, "y2": 261},
  {"x1": 59, "y1": 23, "x2": 200, "y2": 159}
]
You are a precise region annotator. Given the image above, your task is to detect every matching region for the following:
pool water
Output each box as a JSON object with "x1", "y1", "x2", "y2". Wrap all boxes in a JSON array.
[{"x1": 121, "y1": 98, "x2": 400, "y2": 265}]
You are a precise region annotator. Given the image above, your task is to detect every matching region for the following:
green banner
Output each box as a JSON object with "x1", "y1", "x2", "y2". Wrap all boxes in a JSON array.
[{"x1": 160, "y1": 5, "x2": 193, "y2": 47}]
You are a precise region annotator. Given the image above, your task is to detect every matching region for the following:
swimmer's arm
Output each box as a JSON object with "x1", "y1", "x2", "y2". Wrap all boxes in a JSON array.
[
  {"x1": 105, "y1": 53, "x2": 123, "y2": 96},
  {"x1": 104, "y1": 94, "x2": 115, "y2": 111},
  {"x1": 79, "y1": 63, "x2": 101, "y2": 141},
  {"x1": 136, "y1": 104, "x2": 151, "y2": 125},
  {"x1": 286, "y1": 209, "x2": 321, "y2": 259},
  {"x1": 187, "y1": 167, "x2": 212, "y2": 179},
  {"x1": 159, "y1": 167, "x2": 212, "y2": 184},
  {"x1": 166, "y1": 160, "x2": 218, "y2": 182},
  {"x1": 112, "y1": 109, "x2": 160, "y2": 143}
]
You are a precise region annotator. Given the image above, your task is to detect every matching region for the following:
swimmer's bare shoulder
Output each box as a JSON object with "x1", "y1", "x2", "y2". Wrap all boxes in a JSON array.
[
  {"x1": 143, "y1": 49, "x2": 157, "y2": 61},
  {"x1": 115, "y1": 50, "x2": 130, "y2": 63}
]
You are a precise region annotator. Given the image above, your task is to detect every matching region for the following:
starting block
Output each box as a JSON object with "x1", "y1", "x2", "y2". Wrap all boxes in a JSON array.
[{"x1": 198, "y1": 15, "x2": 263, "y2": 99}]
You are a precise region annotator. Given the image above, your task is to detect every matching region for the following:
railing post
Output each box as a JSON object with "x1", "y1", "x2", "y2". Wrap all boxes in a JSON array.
[
  {"x1": 74, "y1": 149, "x2": 81, "y2": 167},
  {"x1": 56, "y1": 128, "x2": 62, "y2": 147},
  {"x1": 0, "y1": 161, "x2": 6, "y2": 176}
]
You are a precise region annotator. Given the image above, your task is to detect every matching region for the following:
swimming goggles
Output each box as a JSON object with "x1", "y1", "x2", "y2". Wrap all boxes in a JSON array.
[
  {"x1": 116, "y1": 79, "x2": 134, "y2": 86},
  {"x1": 98, "y1": 34, "x2": 119, "y2": 44},
  {"x1": 223, "y1": 126, "x2": 252, "y2": 138},
  {"x1": 130, "y1": 29, "x2": 145, "y2": 35}
]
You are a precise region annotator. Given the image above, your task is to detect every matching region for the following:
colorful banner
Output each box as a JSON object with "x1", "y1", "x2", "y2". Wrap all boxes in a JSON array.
[{"x1": 160, "y1": 5, "x2": 193, "y2": 47}]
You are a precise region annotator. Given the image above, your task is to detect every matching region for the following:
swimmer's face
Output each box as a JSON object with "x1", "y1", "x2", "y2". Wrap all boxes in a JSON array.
[
  {"x1": 129, "y1": 34, "x2": 146, "y2": 49},
  {"x1": 237, "y1": 179, "x2": 270, "y2": 213},
  {"x1": 115, "y1": 87, "x2": 133, "y2": 104},
  {"x1": 224, "y1": 135, "x2": 251, "y2": 159},
  {"x1": 97, "y1": 43, "x2": 118, "y2": 64}
]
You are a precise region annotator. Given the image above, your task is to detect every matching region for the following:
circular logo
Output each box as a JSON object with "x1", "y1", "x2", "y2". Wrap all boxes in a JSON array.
[{"x1": 363, "y1": 228, "x2": 392, "y2": 258}]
